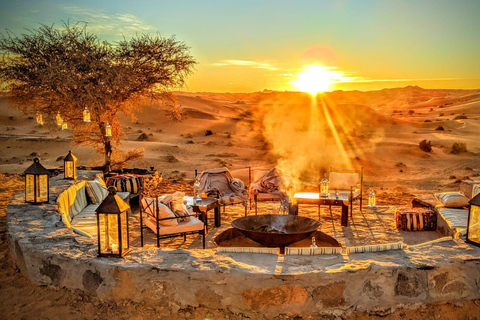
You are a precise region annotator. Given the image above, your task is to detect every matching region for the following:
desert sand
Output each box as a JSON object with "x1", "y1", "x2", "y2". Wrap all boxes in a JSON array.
[{"x1": 2, "y1": 86, "x2": 480, "y2": 319}]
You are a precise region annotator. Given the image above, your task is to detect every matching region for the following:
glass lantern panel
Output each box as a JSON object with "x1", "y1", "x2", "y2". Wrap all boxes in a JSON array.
[
  {"x1": 65, "y1": 162, "x2": 74, "y2": 178},
  {"x1": 320, "y1": 183, "x2": 329, "y2": 195},
  {"x1": 37, "y1": 175, "x2": 48, "y2": 202},
  {"x1": 26, "y1": 174, "x2": 35, "y2": 202},
  {"x1": 468, "y1": 205, "x2": 480, "y2": 243},
  {"x1": 83, "y1": 109, "x2": 91, "y2": 122},
  {"x1": 98, "y1": 214, "x2": 108, "y2": 253},
  {"x1": 120, "y1": 211, "x2": 128, "y2": 251},
  {"x1": 105, "y1": 125, "x2": 112, "y2": 137},
  {"x1": 108, "y1": 214, "x2": 120, "y2": 254}
]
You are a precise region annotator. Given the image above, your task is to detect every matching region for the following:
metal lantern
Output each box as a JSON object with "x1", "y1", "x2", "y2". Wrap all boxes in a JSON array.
[
  {"x1": 61, "y1": 121, "x2": 68, "y2": 130},
  {"x1": 56, "y1": 112, "x2": 63, "y2": 126},
  {"x1": 368, "y1": 189, "x2": 376, "y2": 208},
  {"x1": 24, "y1": 157, "x2": 49, "y2": 204},
  {"x1": 63, "y1": 150, "x2": 77, "y2": 179},
  {"x1": 95, "y1": 186, "x2": 130, "y2": 257},
  {"x1": 83, "y1": 107, "x2": 91, "y2": 122},
  {"x1": 320, "y1": 173, "x2": 329, "y2": 197},
  {"x1": 466, "y1": 193, "x2": 480, "y2": 247},
  {"x1": 105, "y1": 123, "x2": 112, "y2": 137},
  {"x1": 36, "y1": 113, "x2": 44, "y2": 126}
]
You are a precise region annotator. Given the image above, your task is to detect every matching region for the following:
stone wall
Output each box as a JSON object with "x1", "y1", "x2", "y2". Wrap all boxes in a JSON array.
[{"x1": 7, "y1": 171, "x2": 480, "y2": 318}]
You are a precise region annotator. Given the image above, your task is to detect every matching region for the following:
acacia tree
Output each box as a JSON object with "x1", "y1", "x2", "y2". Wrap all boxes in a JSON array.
[{"x1": 0, "y1": 23, "x2": 196, "y2": 169}]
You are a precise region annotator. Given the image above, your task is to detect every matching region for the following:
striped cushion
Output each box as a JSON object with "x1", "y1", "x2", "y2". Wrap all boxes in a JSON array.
[
  {"x1": 86, "y1": 180, "x2": 108, "y2": 204},
  {"x1": 109, "y1": 176, "x2": 142, "y2": 194},
  {"x1": 217, "y1": 247, "x2": 279, "y2": 254},
  {"x1": 285, "y1": 247, "x2": 342, "y2": 255},
  {"x1": 346, "y1": 241, "x2": 403, "y2": 254}
]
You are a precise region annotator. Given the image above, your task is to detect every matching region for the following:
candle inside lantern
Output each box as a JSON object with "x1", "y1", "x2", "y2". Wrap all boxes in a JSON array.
[
  {"x1": 83, "y1": 107, "x2": 91, "y2": 122},
  {"x1": 36, "y1": 113, "x2": 44, "y2": 125},
  {"x1": 56, "y1": 112, "x2": 63, "y2": 126}
]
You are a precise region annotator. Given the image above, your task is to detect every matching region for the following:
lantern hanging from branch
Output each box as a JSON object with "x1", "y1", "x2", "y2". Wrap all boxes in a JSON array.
[
  {"x1": 83, "y1": 107, "x2": 91, "y2": 122},
  {"x1": 24, "y1": 157, "x2": 49, "y2": 204},
  {"x1": 61, "y1": 121, "x2": 68, "y2": 130},
  {"x1": 466, "y1": 193, "x2": 480, "y2": 247},
  {"x1": 55, "y1": 112, "x2": 63, "y2": 126},
  {"x1": 63, "y1": 150, "x2": 77, "y2": 179},
  {"x1": 96, "y1": 186, "x2": 131, "y2": 257},
  {"x1": 36, "y1": 113, "x2": 44, "y2": 126},
  {"x1": 320, "y1": 173, "x2": 329, "y2": 197},
  {"x1": 105, "y1": 123, "x2": 112, "y2": 137}
]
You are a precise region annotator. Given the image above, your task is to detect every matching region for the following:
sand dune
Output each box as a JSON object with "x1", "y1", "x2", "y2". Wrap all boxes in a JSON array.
[{"x1": 1, "y1": 86, "x2": 479, "y2": 196}]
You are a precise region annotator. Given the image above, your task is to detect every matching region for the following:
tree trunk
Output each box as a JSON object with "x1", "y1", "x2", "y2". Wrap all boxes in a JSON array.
[{"x1": 104, "y1": 139, "x2": 112, "y2": 173}]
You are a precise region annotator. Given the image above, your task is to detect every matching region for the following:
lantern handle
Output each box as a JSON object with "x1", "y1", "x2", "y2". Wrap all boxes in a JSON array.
[{"x1": 107, "y1": 186, "x2": 117, "y2": 195}]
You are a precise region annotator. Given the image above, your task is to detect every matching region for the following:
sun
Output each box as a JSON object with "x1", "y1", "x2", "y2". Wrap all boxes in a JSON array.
[{"x1": 291, "y1": 65, "x2": 339, "y2": 94}]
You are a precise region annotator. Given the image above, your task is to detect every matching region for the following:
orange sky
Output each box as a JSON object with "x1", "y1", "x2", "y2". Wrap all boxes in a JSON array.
[{"x1": 1, "y1": 0, "x2": 479, "y2": 92}]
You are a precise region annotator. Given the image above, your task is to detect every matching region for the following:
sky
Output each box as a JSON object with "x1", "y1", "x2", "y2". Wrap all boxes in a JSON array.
[{"x1": 0, "y1": 0, "x2": 479, "y2": 92}]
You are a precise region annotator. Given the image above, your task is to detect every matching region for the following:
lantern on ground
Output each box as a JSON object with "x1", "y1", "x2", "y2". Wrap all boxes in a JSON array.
[
  {"x1": 96, "y1": 186, "x2": 130, "y2": 257},
  {"x1": 368, "y1": 189, "x2": 376, "y2": 208},
  {"x1": 466, "y1": 193, "x2": 480, "y2": 247},
  {"x1": 83, "y1": 107, "x2": 91, "y2": 122},
  {"x1": 24, "y1": 157, "x2": 49, "y2": 204},
  {"x1": 56, "y1": 112, "x2": 63, "y2": 126},
  {"x1": 320, "y1": 173, "x2": 329, "y2": 197},
  {"x1": 61, "y1": 121, "x2": 68, "y2": 130},
  {"x1": 63, "y1": 150, "x2": 77, "y2": 180},
  {"x1": 36, "y1": 113, "x2": 44, "y2": 126},
  {"x1": 105, "y1": 123, "x2": 112, "y2": 137}
]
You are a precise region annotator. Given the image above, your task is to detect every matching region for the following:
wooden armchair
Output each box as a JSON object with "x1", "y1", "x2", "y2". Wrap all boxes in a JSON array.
[
  {"x1": 139, "y1": 192, "x2": 206, "y2": 248},
  {"x1": 327, "y1": 166, "x2": 363, "y2": 216}
]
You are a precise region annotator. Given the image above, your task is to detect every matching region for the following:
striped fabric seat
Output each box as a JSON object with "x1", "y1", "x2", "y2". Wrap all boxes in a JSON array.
[
  {"x1": 346, "y1": 241, "x2": 403, "y2": 254},
  {"x1": 107, "y1": 175, "x2": 143, "y2": 194}
]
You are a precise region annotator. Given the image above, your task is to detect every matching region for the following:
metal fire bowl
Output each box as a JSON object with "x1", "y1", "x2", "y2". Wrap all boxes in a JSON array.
[{"x1": 231, "y1": 214, "x2": 320, "y2": 248}]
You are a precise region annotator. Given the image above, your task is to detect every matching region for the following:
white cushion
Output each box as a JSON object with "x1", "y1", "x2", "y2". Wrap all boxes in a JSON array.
[
  {"x1": 70, "y1": 204, "x2": 99, "y2": 238},
  {"x1": 435, "y1": 192, "x2": 469, "y2": 208},
  {"x1": 329, "y1": 172, "x2": 359, "y2": 191},
  {"x1": 141, "y1": 197, "x2": 178, "y2": 226},
  {"x1": 144, "y1": 216, "x2": 204, "y2": 236},
  {"x1": 86, "y1": 179, "x2": 108, "y2": 204}
]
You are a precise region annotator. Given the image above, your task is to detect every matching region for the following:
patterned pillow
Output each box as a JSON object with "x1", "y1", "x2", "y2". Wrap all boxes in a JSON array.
[
  {"x1": 141, "y1": 198, "x2": 178, "y2": 226},
  {"x1": 435, "y1": 192, "x2": 469, "y2": 208},
  {"x1": 86, "y1": 179, "x2": 108, "y2": 204}
]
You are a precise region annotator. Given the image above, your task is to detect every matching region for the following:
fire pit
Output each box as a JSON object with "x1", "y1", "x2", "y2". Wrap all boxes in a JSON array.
[{"x1": 231, "y1": 214, "x2": 320, "y2": 248}]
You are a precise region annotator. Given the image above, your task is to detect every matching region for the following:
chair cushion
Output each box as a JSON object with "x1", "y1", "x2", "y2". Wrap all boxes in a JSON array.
[
  {"x1": 329, "y1": 172, "x2": 359, "y2": 191},
  {"x1": 144, "y1": 216, "x2": 204, "y2": 235},
  {"x1": 70, "y1": 204, "x2": 99, "y2": 238},
  {"x1": 141, "y1": 197, "x2": 178, "y2": 226},
  {"x1": 86, "y1": 178, "x2": 108, "y2": 204},
  {"x1": 435, "y1": 192, "x2": 469, "y2": 208}
]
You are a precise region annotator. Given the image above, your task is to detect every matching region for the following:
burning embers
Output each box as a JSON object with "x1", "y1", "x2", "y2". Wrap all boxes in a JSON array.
[{"x1": 250, "y1": 225, "x2": 286, "y2": 233}]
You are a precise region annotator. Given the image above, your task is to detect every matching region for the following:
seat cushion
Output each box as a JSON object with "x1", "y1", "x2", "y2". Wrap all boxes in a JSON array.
[
  {"x1": 145, "y1": 216, "x2": 204, "y2": 236},
  {"x1": 70, "y1": 204, "x2": 99, "y2": 238},
  {"x1": 141, "y1": 197, "x2": 178, "y2": 226},
  {"x1": 328, "y1": 189, "x2": 361, "y2": 200}
]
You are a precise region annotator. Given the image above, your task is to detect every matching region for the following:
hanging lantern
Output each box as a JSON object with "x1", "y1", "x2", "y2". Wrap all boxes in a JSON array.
[
  {"x1": 24, "y1": 157, "x2": 49, "y2": 204},
  {"x1": 83, "y1": 107, "x2": 91, "y2": 123},
  {"x1": 63, "y1": 150, "x2": 77, "y2": 180},
  {"x1": 105, "y1": 123, "x2": 112, "y2": 137},
  {"x1": 368, "y1": 189, "x2": 376, "y2": 208},
  {"x1": 466, "y1": 193, "x2": 480, "y2": 247},
  {"x1": 320, "y1": 173, "x2": 329, "y2": 197},
  {"x1": 96, "y1": 186, "x2": 131, "y2": 257},
  {"x1": 36, "y1": 113, "x2": 44, "y2": 126},
  {"x1": 56, "y1": 112, "x2": 63, "y2": 126},
  {"x1": 61, "y1": 121, "x2": 68, "y2": 130}
]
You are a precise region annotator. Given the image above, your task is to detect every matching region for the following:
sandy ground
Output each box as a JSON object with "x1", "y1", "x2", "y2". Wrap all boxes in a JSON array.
[
  {"x1": 2, "y1": 86, "x2": 480, "y2": 319},
  {"x1": 2, "y1": 174, "x2": 480, "y2": 319}
]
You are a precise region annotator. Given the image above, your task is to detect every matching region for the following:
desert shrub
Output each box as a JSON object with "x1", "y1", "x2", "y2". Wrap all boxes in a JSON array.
[
  {"x1": 205, "y1": 130, "x2": 213, "y2": 136},
  {"x1": 454, "y1": 115, "x2": 467, "y2": 120},
  {"x1": 429, "y1": 108, "x2": 433, "y2": 112},
  {"x1": 450, "y1": 142, "x2": 467, "y2": 154},
  {"x1": 439, "y1": 113, "x2": 444, "y2": 116},
  {"x1": 449, "y1": 175, "x2": 456, "y2": 179},
  {"x1": 408, "y1": 110, "x2": 415, "y2": 115},
  {"x1": 424, "y1": 120, "x2": 432, "y2": 122},
  {"x1": 186, "y1": 140, "x2": 194, "y2": 144},
  {"x1": 419, "y1": 139, "x2": 432, "y2": 152},
  {"x1": 435, "y1": 126, "x2": 445, "y2": 131},
  {"x1": 137, "y1": 133, "x2": 149, "y2": 141}
]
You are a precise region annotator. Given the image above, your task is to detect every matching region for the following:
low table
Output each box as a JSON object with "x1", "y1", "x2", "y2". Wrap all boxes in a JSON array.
[
  {"x1": 291, "y1": 192, "x2": 349, "y2": 227},
  {"x1": 184, "y1": 197, "x2": 221, "y2": 232}
]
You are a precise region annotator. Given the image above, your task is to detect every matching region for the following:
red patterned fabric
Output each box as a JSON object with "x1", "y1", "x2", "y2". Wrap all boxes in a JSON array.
[{"x1": 395, "y1": 207, "x2": 436, "y2": 231}]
